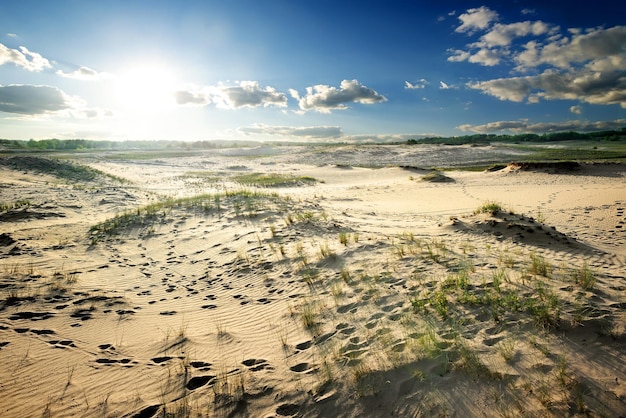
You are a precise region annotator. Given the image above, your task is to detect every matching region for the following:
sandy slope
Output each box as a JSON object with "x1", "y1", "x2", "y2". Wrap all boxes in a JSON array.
[{"x1": 0, "y1": 148, "x2": 624, "y2": 417}]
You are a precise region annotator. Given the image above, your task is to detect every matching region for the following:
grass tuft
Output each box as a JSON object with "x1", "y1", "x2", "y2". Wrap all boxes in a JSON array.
[{"x1": 474, "y1": 201, "x2": 505, "y2": 215}]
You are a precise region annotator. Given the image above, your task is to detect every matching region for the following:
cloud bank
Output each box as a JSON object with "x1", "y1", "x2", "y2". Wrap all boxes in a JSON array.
[
  {"x1": 458, "y1": 118, "x2": 626, "y2": 134},
  {"x1": 238, "y1": 124, "x2": 343, "y2": 140},
  {"x1": 449, "y1": 7, "x2": 626, "y2": 108},
  {"x1": 175, "y1": 81, "x2": 287, "y2": 109}
]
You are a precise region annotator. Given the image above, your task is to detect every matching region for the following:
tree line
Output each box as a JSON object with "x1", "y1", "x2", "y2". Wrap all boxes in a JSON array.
[
  {"x1": 1, "y1": 128, "x2": 625, "y2": 150},
  {"x1": 407, "y1": 129, "x2": 626, "y2": 145}
]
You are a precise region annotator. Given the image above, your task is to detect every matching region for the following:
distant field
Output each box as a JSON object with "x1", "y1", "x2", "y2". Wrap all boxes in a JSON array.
[{"x1": 1, "y1": 137, "x2": 625, "y2": 169}]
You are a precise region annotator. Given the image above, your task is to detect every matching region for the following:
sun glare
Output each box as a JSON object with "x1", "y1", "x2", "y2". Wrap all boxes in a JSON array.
[{"x1": 115, "y1": 65, "x2": 177, "y2": 113}]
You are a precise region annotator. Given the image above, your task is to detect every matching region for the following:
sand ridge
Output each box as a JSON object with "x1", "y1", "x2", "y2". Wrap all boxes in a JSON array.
[{"x1": 0, "y1": 149, "x2": 624, "y2": 417}]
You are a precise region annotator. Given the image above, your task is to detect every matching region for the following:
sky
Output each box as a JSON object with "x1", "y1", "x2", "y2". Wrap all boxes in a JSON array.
[{"x1": 1, "y1": 0, "x2": 625, "y2": 142}]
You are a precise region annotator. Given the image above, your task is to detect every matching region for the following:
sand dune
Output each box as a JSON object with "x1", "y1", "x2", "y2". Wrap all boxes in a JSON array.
[{"x1": 0, "y1": 148, "x2": 624, "y2": 417}]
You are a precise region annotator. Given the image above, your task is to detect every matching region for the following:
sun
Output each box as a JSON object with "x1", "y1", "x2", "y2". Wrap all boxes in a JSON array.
[{"x1": 115, "y1": 65, "x2": 177, "y2": 113}]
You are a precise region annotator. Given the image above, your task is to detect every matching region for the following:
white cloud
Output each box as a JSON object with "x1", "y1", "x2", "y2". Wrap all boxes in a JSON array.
[
  {"x1": 56, "y1": 66, "x2": 112, "y2": 80},
  {"x1": 449, "y1": 7, "x2": 626, "y2": 110},
  {"x1": 174, "y1": 90, "x2": 209, "y2": 106},
  {"x1": 455, "y1": 6, "x2": 499, "y2": 35},
  {"x1": 516, "y1": 25, "x2": 626, "y2": 70},
  {"x1": 0, "y1": 43, "x2": 51, "y2": 71},
  {"x1": 173, "y1": 81, "x2": 287, "y2": 109},
  {"x1": 439, "y1": 81, "x2": 451, "y2": 89},
  {"x1": 450, "y1": 18, "x2": 558, "y2": 67},
  {"x1": 296, "y1": 79, "x2": 386, "y2": 113},
  {"x1": 238, "y1": 124, "x2": 343, "y2": 140},
  {"x1": 405, "y1": 79, "x2": 429, "y2": 89},
  {"x1": 467, "y1": 47, "x2": 503, "y2": 66},
  {"x1": 468, "y1": 67, "x2": 626, "y2": 108},
  {"x1": 447, "y1": 49, "x2": 471, "y2": 63},
  {"x1": 457, "y1": 118, "x2": 626, "y2": 134},
  {"x1": 7, "y1": 33, "x2": 17, "y2": 38},
  {"x1": 481, "y1": 21, "x2": 555, "y2": 48},
  {"x1": 212, "y1": 81, "x2": 287, "y2": 109},
  {"x1": 288, "y1": 88, "x2": 300, "y2": 100},
  {"x1": 570, "y1": 105, "x2": 582, "y2": 114},
  {"x1": 467, "y1": 76, "x2": 531, "y2": 102}
]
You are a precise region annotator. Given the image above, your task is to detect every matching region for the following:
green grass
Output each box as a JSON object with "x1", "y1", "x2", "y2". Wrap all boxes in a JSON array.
[
  {"x1": 176, "y1": 171, "x2": 221, "y2": 184},
  {"x1": 232, "y1": 172, "x2": 316, "y2": 187},
  {"x1": 474, "y1": 201, "x2": 505, "y2": 215},
  {"x1": 0, "y1": 156, "x2": 103, "y2": 182},
  {"x1": 420, "y1": 171, "x2": 454, "y2": 182},
  {"x1": 0, "y1": 155, "x2": 131, "y2": 184},
  {"x1": 0, "y1": 199, "x2": 31, "y2": 212},
  {"x1": 530, "y1": 253, "x2": 552, "y2": 277},
  {"x1": 89, "y1": 190, "x2": 283, "y2": 242},
  {"x1": 504, "y1": 144, "x2": 626, "y2": 162},
  {"x1": 572, "y1": 262, "x2": 595, "y2": 290}
]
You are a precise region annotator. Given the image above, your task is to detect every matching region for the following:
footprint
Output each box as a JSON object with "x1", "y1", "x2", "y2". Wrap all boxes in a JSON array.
[
  {"x1": 484, "y1": 326, "x2": 502, "y2": 336},
  {"x1": 364, "y1": 319, "x2": 378, "y2": 329},
  {"x1": 95, "y1": 358, "x2": 133, "y2": 365},
  {"x1": 186, "y1": 375, "x2": 216, "y2": 390},
  {"x1": 290, "y1": 363, "x2": 318, "y2": 374},
  {"x1": 129, "y1": 404, "x2": 160, "y2": 418},
  {"x1": 151, "y1": 356, "x2": 173, "y2": 364},
  {"x1": 336, "y1": 302, "x2": 358, "y2": 314},
  {"x1": 314, "y1": 331, "x2": 336, "y2": 345},
  {"x1": 336, "y1": 323, "x2": 356, "y2": 335},
  {"x1": 276, "y1": 403, "x2": 300, "y2": 416},
  {"x1": 116, "y1": 309, "x2": 135, "y2": 316},
  {"x1": 391, "y1": 340, "x2": 406, "y2": 352},
  {"x1": 9, "y1": 311, "x2": 54, "y2": 321},
  {"x1": 70, "y1": 310, "x2": 94, "y2": 321},
  {"x1": 98, "y1": 343, "x2": 115, "y2": 351},
  {"x1": 190, "y1": 361, "x2": 212, "y2": 370},
  {"x1": 295, "y1": 340, "x2": 312, "y2": 351},
  {"x1": 483, "y1": 336, "x2": 504, "y2": 346},
  {"x1": 368, "y1": 312, "x2": 385, "y2": 321},
  {"x1": 95, "y1": 358, "x2": 119, "y2": 364},
  {"x1": 242, "y1": 358, "x2": 271, "y2": 371},
  {"x1": 48, "y1": 340, "x2": 77, "y2": 348}
]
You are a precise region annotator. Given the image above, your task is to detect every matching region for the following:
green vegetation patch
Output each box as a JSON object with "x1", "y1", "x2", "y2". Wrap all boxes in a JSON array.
[
  {"x1": 89, "y1": 190, "x2": 283, "y2": 243},
  {"x1": 507, "y1": 146, "x2": 626, "y2": 162},
  {"x1": 0, "y1": 156, "x2": 102, "y2": 182},
  {"x1": 176, "y1": 171, "x2": 222, "y2": 184},
  {"x1": 232, "y1": 172, "x2": 316, "y2": 187},
  {"x1": 420, "y1": 171, "x2": 454, "y2": 182},
  {"x1": 473, "y1": 201, "x2": 505, "y2": 215},
  {"x1": 0, "y1": 199, "x2": 31, "y2": 212}
]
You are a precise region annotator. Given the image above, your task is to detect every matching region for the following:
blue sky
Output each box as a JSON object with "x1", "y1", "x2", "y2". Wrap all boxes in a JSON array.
[{"x1": 1, "y1": 0, "x2": 625, "y2": 142}]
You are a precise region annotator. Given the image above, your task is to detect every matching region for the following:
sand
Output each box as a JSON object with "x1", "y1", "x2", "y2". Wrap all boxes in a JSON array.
[{"x1": 0, "y1": 146, "x2": 624, "y2": 417}]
